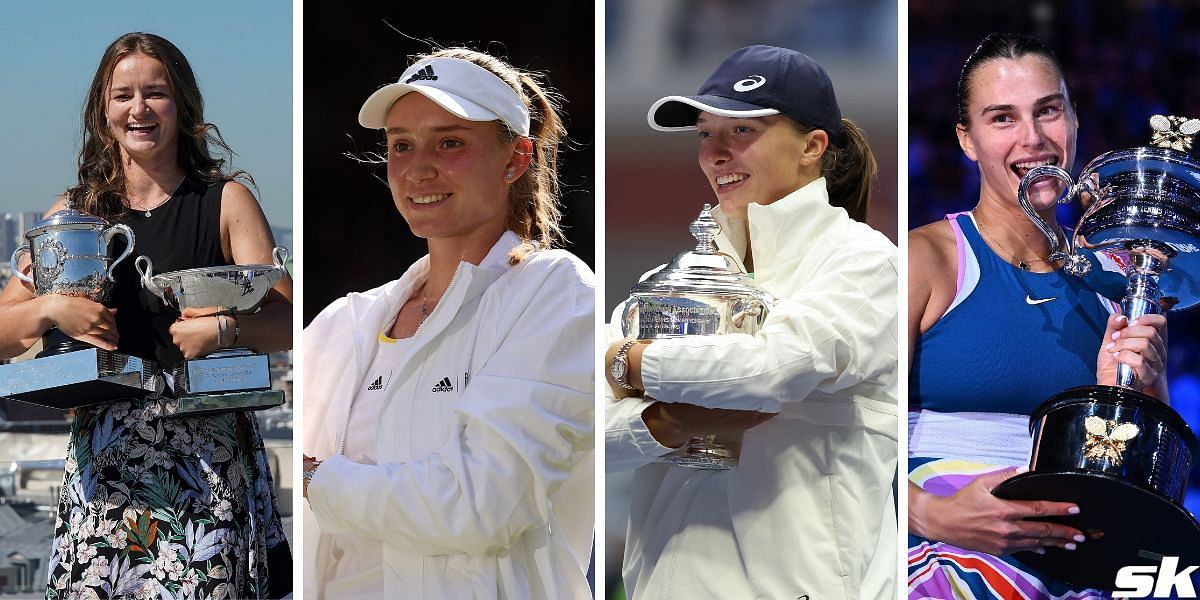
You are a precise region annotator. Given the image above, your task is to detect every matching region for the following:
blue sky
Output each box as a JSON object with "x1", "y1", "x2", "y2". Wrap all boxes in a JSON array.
[{"x1": 0, "y1": 0, "x2": 292, "y2": 226}]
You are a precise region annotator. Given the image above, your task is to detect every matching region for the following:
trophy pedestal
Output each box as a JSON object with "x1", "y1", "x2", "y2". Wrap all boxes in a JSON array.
[
  {"x1": 660, "y1": 433, "x2": 742, "y2": 470},
  {"x1": 0, "y1": 348, "x2": 159, "y2": 409},
  {"x1": 172, "y1": 349, "x2": 270, "y2": 394},
  {"x1": 164, "y1": 349, "x2": 282, "y2": 417},
  {"x1": 163, "y1": 389, "x2": 285, "y2": 418},
  {"x1": 992, "y1": 385, "x2": 1200, "y2": 589},
  {"x1": 994, "y1": 471, "x2": 1200, "y2": 590}
]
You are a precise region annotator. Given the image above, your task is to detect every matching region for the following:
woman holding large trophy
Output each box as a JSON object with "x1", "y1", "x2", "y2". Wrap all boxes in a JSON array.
[
  {"x1": 604, "y1": 46, "x2": 898, "y2": 599},
  {"x1": 300, "y1": 48, "x2": 595, "y2": 598},
  {"x1": 0, "y1": 33, "x2": 292, "y2": 597},
  {"x1": 907, "y1": 33, "x2": 1179, "y2": 597}
]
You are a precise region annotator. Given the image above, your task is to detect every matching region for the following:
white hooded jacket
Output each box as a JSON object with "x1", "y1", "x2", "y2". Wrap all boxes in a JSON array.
[
  {"x1": 606, "y1": 179, "x2": 899, "y2": 599},
  {"x1": 303, "y1": 231, "x2": 595, "y2": 599}
]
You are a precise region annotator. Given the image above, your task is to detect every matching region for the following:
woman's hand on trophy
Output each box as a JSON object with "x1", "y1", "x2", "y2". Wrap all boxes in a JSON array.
[
  {"x1": 169, "y1": 308, "x2": 221, "y2": 359},
  {"x1": 43, "y1": 295, "x2": 118, "y2": 350},
  {"x1": 909, "y1": 469, "x2": 1085, "y2": 556},
  {"x1": 642, "y1": 402, "x2": 776, "y2": 448},
  {"x1": 1096, "y1": 313, "x2": 1167, "y2": 392}
]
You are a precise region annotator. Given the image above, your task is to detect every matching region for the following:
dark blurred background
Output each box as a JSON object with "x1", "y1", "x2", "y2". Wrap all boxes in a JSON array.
[
  {"x1": 604, "y1": 1, "x2": 897, "y2": 598},
  {"x1": 303, "y1": 3, "x2": 595, "y2": 325},
  {"x1": 909, "y1": 0, "x2": 1200, "y2": 514}
]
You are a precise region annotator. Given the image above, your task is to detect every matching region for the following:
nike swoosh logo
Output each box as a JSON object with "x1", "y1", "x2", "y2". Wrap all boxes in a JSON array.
[{"x1": 1026, "y1": 295, "x2": 1057, "y2": 305}]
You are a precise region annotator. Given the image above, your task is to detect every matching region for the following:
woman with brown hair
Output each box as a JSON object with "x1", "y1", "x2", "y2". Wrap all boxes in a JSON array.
[
  {"x1": 604, "y1": 45, "x2": 898, "y2": 599},
  {"x1": 0, "y1": 32, "x2": 292, "y2": 598},
  {"x1": 301, "y1": 47, "x2": 594, "y2": 599}
]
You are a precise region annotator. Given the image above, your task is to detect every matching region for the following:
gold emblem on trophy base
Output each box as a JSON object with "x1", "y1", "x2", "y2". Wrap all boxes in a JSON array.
[{"x1": 1083, "y1": 415, "x2": 1140, "y2": 466}]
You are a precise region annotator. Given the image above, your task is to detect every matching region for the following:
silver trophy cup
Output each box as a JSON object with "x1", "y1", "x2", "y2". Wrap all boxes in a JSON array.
[
  {"x1": 135, "y1": 246, "x2": 290, "y2": 416},
  {"x1": 620, "y1": 204, "x2": 774, "y2": 469},
  {"x1": 991, "y1": 115, "x2": 1200, "y2": 588},
  {"x1": 0, "y1": 207, "x2": 159, "y2": 408}
]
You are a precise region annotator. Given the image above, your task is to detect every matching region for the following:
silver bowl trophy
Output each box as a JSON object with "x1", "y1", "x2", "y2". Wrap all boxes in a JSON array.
[
  {"x1": 0, "y1": 204, "x2": 160, "y2": 408},
  {"x1": 620, "y1": 204, "x2": 774, "y2": 469},
  {"x1": 135, "y1": 247, "x2": 290, "y2": 417},
  {"x1": 992, "y1": 115, "x2": 1200, "y2": 589}
]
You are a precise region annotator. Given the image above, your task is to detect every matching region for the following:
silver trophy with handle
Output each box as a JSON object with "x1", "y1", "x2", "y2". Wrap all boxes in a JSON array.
[
  {"x1": 992, "y1": 115, "x2": 1200, "y2": 589},
  {"x1": 619, "y1": 204, "x2": 774, "y2": 469},
  {"x1": 0, "y1": 203, "x2": 159, "y2": 408},
  {"x1": 136, "y1": 246, "x2": 290, "y2": 416}
]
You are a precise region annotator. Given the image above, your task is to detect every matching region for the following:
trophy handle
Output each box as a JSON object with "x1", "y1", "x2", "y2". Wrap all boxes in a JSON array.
[
  {"x1": 9, "y1": 245, "x2": 33, "y2": 285},
  {"x1": 1017, "y1": 165, "x2": 1075, "y2": 262},
  {"x1": 271, "y1": 246, "x2": 289, "y2": 273},
  {"x1": 103, "y1": 223, "x2": 135, "y2": 281},
  {"x1": 620, "y1": 298, "x2": 638, "y2": 338},
  {"x1": 135, "y1": 255, "x2": 166, "y2": 301}
]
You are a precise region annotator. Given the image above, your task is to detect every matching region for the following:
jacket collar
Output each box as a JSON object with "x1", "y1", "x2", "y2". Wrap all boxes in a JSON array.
[
  {"x1": 342, "y1": 231, "x2": 522, "y2": 375},
  {"x1": 743, "y1": 177, "x2": 842, "y2": 277}
]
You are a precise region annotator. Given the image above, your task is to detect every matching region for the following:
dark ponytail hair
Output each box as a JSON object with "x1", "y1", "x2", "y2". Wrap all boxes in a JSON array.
[
  {"x1": 791, "y1": 118, "x2": 877, "y2": 222},
  {"x1": 957, "y1": 32, "x2": 1068, "y2": 127}
]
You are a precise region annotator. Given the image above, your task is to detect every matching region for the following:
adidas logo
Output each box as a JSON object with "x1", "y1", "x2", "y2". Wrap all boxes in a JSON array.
[
  {"x1": 432, "y1": 377, "x2": 454, "y2": 393},
  {"x1": 367, "y1": 376, "x2": 383, "y2": 391},
  {"x1": 405, "y1": 65, "x2": 438, "y2": 84}
]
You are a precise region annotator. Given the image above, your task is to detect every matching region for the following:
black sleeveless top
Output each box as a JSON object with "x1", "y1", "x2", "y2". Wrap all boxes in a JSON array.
[{"x1": 109, "y1": 178, "x2": 229, "y2": 370}]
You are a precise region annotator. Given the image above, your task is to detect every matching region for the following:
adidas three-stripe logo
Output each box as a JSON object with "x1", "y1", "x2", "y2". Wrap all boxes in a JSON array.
[
  {"x1": 432, "y1": 377, "x2": 454, "y2": 392},
  {"x1": 367, "y1": 376, "x2": 383, "y2": 391},
  {"x1": 405, "y1": 65, "x2": 438, "y2": 84}
]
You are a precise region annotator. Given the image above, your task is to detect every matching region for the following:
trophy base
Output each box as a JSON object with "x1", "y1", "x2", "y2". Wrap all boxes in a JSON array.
[
  {"x1": 36, "y1": 329, "x2": 93, "y2": 358},
  {"x1": 161, "y1": 389, "x2": 286, "y2": 418},
  {"x1": 0, "y1": 348, "x2": 159, "y2": 409},
  {"x1": 993, "y1": 470, "x2": 1200, "y2": 590},
  {"x1": 172, "y1": 349, "x2": 271, "y2": 394},
  {"x1": 657, "y1": 434, "x2": 740, "y2": 470}
]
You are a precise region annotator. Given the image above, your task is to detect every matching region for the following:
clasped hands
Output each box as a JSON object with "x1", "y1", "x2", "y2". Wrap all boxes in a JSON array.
[{"x1": 604, "y1": 338, "x2": 775, "y2": 448}]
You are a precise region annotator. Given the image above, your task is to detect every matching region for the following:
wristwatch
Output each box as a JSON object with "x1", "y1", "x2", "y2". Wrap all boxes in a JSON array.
[
  {"x1": 610, "y1": 339, "x2": 640, "y2": 391},
  {"x1": 303, "y1": 460, "x2": 322, "y2": 497}
]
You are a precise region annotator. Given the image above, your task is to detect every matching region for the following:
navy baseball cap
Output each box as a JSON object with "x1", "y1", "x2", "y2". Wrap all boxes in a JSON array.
[{"x1": 648, "y1": 45, "x2": 843, "y2": 138}]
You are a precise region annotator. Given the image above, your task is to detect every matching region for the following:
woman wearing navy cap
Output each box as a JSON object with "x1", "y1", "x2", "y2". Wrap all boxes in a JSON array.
[
  {"x1": 301, "y1": 48, "x2": 594, "y2": 599},
  {"x1": 605, "y1": 45, "x2": 898, "y2": 599}
]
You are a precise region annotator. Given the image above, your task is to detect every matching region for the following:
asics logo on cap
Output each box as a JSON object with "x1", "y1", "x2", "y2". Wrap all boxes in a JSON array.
[
  {"x1": 405, "y1": 65, "x2": 438, "y2": 84},
  {"x1": 733, "y1": 75, "x2": 767, "y2": 92}
]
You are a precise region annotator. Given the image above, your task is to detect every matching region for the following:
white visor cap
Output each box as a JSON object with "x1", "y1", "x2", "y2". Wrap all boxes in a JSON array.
[{"x1": 358, "y1": 57, "x2": 531, "y2": 136}]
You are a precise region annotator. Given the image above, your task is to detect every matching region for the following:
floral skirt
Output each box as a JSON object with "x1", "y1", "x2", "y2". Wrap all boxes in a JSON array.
[{"x1": 46, "y1": 397, "x2": 291, "y2": 599}]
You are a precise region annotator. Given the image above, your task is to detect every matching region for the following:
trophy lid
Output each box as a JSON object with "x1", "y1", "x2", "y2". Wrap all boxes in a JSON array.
[
  {"x1": 26, "y1": 208, "x2": 111, "y2": 237},
  {"x1": 630, "y1": 204, "x2": 771, "y2": 298}
]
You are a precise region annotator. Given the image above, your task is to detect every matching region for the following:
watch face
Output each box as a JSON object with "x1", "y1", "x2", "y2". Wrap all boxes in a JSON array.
[{"x1": 610, "y1": 356, "x2": 627, "y2": 381}]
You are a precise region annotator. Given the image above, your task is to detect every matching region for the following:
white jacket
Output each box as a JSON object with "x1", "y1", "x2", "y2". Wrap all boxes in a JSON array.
[
  {"x1": 606, "y1": 179, "x2": 899, "y2": 600},
  {"x1": 303, "y1": 231, "x2": 595, "y2": 599}
]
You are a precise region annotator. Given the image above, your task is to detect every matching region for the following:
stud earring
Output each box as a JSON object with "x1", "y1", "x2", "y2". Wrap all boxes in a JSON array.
[{"x1": 505, "y1": 171, "x2": 515, "y2": 180}]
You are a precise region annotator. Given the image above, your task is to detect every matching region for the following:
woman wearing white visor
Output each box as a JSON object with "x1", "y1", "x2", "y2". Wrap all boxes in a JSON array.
[
  {"x1": 605, "y1": 45, "x2": 898, "y2": 599},
  {"x1": 302, "y1": 49, "x2": 595, "y2": 599}
]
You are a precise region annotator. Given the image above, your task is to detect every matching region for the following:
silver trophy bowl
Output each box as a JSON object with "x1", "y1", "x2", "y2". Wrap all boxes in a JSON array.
[
  {"x1": 1018, "y1": 115, "x2": 1200, "y2": 386},
  {"x1": 622, "y1": 205, "x2": 773, "y2": 340},
  {"x1": 621, "y1": 204, "x2": 775, "y2": 469},
  {"x1": 135, "y1": 246, "x2": 289, "y2": 314},
  {"x1": 10, "y1": 209, "x2": 134, "y2": 303}
]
